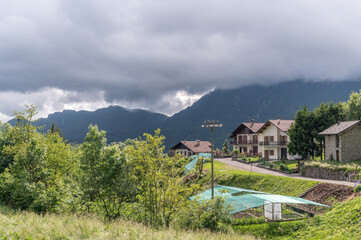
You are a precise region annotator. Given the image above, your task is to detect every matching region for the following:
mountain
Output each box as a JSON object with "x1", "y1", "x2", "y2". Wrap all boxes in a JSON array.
[
  {"x1": 9, "y1": 80, "x2": 361, "y2": 149},
  {"x1": 161, "y1": 80, "x2": 361, "y2": 149},
  {"x1": 28, "y1": 106, "x2": 169, "y2": 143}
]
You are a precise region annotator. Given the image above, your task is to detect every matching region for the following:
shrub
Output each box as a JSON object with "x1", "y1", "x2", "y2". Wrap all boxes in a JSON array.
[
  {"x1": 174, "y1": 197, "x2": 233, "y2": 232},
  {"x1": 353, "y1": 185, "x2": 361, "y2": 193},
  {"x1": 269, "y1": 163, "x2": 275, "y2": 169},
  {"x1": 279, "y1": 164, "x2": 288, "y2": 172}
]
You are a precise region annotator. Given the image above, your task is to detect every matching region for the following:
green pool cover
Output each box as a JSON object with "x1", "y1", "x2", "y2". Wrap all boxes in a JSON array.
[
  {"x1": 184, "y1": 153, "x2": 211, "y2": 174},
  {"x1": 191, "y1": 185, "x2": 329, "y2": 214}
]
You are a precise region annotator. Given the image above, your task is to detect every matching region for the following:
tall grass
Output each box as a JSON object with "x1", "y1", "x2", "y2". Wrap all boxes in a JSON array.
[{"x1": 0, "y1": 206, "x2": 254, "y2": 240}]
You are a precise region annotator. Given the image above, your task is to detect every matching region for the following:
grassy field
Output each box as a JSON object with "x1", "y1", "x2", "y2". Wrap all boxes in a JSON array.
[
  {"x1": 0, "y1": 205, "x2": 254, "y2": 240},
  {"x1": 203, "y1": 161, "x2": 317, "y2": 196}
]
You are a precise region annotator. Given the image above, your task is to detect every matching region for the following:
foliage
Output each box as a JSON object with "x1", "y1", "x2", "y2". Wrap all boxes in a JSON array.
[
  {"x1": 174, "y1": 197, "x2": 233, "y2": 232},
  {"x1": 222, "y1": 139, "x2": 230, "y2": 154},
  {"x1": 125, "y1": 129, "x2": 200, "y2": 227},
  {"x1": 196, "y1": 156, "x2": 204, "y2": 176},
  {"x1": 347, "y1": 90, "x2": 361, "y2": 120},
  {"x1": 353, "y1": 185, "x2": 361, "y2": 192},
  {"x1": 279, "y1": 163, "x2": 288, "y2": 172},
  {"x1": 79, "y1": 125, "x2": 137, "y2": 220},
  {"x1": 0, "y1": 206, "x2": 253, "y2": 240},
  {"x1": 288, "y1": 103, "x2": 345, "y2": 159},
  {"x1": 304, "y1": 160, "x2": 361, "y2": 173}
]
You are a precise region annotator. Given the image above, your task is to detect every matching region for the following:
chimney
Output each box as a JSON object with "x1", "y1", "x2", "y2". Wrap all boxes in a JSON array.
[
  {"x1": 195, "y1": 140, "x2": 200, "y2": 147},
  {"x1": 251, "y1": 118, "x2": 254, "y2": 127},
  {"x1": 278, "y1": 117, "x2": 281, "y2": 125},
  {"x1": 337, "y1": 121, "x2": 341, "y2": 126}
]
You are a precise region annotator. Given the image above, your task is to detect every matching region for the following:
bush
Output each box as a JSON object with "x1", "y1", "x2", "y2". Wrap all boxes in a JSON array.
[
  {"x1": 279, "y1": 164, "x2": 288, "y2": 172},
  {"x1": 174, "y1": 197, "x2": 233, "y2": 232},
  {"x1": 353, "y1": 185, "x2": 361, "y2": 193},
  {"x1": 269, "y1": 163, "x2": 275, "y2": 169}
]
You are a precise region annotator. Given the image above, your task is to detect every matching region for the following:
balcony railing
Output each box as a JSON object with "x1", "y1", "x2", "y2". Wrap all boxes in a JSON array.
[
  {"x1": 259, "y1": 141, "x2": 287, "y2": 146},
  {"x1": 230, "y1": 140, "x2": 258, "y2": 145}
]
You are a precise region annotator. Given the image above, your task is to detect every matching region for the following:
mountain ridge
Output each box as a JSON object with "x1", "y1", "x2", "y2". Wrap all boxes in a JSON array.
[{"x1": 9, "y1": 80, "x2": 361, "y2": 149}]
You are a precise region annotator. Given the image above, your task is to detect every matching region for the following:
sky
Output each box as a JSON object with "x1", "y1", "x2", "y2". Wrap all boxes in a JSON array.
[{"x1": 1, "y1": 0, "x2": 361, "y2": 121}]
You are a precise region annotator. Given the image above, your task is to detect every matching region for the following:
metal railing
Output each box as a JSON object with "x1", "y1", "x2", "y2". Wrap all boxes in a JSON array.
[
  {"x1": 230, "y1": 140, "x2": 258, "y2": 145},
  {"x1": 259, "y1": 141, "x2": 287, "y2": 146}
]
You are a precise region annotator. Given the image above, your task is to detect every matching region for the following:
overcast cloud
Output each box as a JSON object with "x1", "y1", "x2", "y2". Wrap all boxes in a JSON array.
[{"x1": 0, "y1": 0, "x2": 361, "y2": 121}]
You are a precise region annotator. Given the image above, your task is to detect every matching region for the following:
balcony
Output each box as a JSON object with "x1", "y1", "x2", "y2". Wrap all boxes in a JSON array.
[
  {"x1": 259, "y1": 141, "x2": 287, "y2": 146},
  {"x1": 230, "y1": 140, "x2": 258, "y2": 145}
]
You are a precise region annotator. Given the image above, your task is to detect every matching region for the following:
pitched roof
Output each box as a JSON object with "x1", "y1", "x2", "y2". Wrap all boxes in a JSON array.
[
  {"x1": 170, "y1": 140, "x2": 211, "y2": 153},
  {"x1": 319, "y1": 121, "x2": 361, "y2": 135},
  {"x1": 229, "y1": 122, "x2": 265, "y2": 138},
  {"x1": 258, "y1": 119, "x2": 294, "y2": 133}
]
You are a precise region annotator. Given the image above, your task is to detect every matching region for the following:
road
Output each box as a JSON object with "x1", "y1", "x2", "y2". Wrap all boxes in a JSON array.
[{"x1": 216, "y1": 158, "x2": 355, "y2": 187}]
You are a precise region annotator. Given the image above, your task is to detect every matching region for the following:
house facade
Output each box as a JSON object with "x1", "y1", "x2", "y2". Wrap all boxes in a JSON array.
[
  {"x1": 170, "y1": 140, "x2": 211, "y2": 157},
  {"x1": 229, "y1": 122, "x2": 265, "y2": 156},
  {"x1": 319, "y1": 121, "x2": 361, "y2": 162},
  {"x1": 257, "y1": 119, "x2": 301, "y2": 160}
]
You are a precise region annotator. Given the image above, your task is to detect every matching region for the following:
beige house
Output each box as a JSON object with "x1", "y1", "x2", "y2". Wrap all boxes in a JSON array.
[
  {"x1": 319, "y1": 121, "x2": 361, "y2": 162},
  {"x1": 258, "y1": 119, "x2": 301, "y2": 160},
  {"x1": 170, "y1": 140, "x2": 211, "y2": 157},
  {"x1": 229, "y1": 121, "x2": 265, "y2": 156}
]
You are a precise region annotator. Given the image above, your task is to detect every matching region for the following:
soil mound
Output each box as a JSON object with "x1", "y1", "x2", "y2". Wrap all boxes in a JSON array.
[{"x1": 302, "y1": 183, "x2": 354, "y2": 205}]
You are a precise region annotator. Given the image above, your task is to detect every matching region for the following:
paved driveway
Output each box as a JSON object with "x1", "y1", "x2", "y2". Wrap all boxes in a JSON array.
[{"x1": 216, "y1": 158, "x2": 355, "y2": 187}]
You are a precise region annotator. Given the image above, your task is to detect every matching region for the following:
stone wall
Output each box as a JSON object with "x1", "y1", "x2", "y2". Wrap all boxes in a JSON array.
[
  {"x1": 301, "y1": 165, "x2": 355, "y2": 181},
  {"x1": 341, "y1": 125, "x2": 361, "y2": 162}
]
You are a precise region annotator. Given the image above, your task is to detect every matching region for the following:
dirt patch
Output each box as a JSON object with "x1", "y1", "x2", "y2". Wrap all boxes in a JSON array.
[{"x1": 302, "y1": 183, "x2": 354, "y2": 205}]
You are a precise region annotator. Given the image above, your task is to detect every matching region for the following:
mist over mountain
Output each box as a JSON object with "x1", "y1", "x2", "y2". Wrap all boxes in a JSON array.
[{"x1": 10, "y1": 80, "x2": 361, "y2": 149}]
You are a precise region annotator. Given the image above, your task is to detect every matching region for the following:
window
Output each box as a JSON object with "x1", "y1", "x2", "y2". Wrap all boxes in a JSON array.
[
  {"x1": 270, "y1": 150, "x2": 274, "y2": 156},
  {"x1": 270, "y1": 136, "x2": 274, "y2": 142}
]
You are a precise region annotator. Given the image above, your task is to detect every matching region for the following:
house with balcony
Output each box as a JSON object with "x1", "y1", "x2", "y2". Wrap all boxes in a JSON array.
[
  {"x1": 319, "y1": 121, "x2": 361, "y2": 162},
  {"x1": 258, "y1": 119, "x2": 301, "y2": 160},
  {"x1": 170, "y1": 140, "x2": 211, "y2": 157},
  {"x1": 229, "y1": 121, "x2": 265, "y2": 156}
]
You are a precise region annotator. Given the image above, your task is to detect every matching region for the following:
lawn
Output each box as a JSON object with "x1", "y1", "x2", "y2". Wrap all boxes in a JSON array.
[{"x1": 202, "y1": 161, "x2": 318, "y2": 197}]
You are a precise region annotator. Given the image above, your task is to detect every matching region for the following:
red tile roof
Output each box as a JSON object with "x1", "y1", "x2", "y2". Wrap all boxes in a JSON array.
[
  {"x1": 319, "y1": 121, "x2": 361, "y2": 135},
  {"x1": 258, "y1": 120, "x2": 294, "y2": 133},
  {"x1": 171, "y1": 140, "x2": 211, "y2": 153}
]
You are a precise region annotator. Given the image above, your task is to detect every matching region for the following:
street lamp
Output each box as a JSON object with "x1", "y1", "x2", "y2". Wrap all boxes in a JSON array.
[{"x1": 202, "y1": 120, "x2": 223, "y2": 199}]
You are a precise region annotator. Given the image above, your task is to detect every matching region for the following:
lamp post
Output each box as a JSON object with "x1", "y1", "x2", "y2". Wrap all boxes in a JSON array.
[{"x1": 202, "y1": 120, "x2": 223, "y2": 199}]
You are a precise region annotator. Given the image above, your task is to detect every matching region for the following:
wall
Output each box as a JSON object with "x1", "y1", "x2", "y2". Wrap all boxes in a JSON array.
[
  {"x1": 325, "y1": 135, "x2": 337, "y2": 161},
  {"x1": 262, "y1": 124, "x2": 279, "y2": 160},
  {"x1": 301, "y1": 165, "x2": 355, "y2": 181},
  {"x1": 341, "y1": 125, "x2": 361, "y2": 162}
]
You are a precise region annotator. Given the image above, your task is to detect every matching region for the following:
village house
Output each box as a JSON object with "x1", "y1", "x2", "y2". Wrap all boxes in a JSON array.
[
  {"x1": 229, "y1": 121, "x2": 265, "y2": 156},
  {"x1": 257, "y1": 118, "x2": 301, "y2": 160},
  {"x1": 169, "y1": 140, "x2": 211, "y2": 157},
  {"x1": 319, "y1": 120, "x2": 361, "y2": 162}
]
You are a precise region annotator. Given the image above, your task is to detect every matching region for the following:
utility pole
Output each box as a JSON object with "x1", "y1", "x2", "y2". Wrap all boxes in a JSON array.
[{"x1": 202, "y1": 120, "x2": 223, "y2": 199}]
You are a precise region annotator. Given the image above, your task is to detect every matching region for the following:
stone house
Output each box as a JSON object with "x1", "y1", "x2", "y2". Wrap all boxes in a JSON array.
[
  {"x1": 319, "y1": 121, "x2": 361, "y2": 162},
  {"x1": 170, "y1": 140, "x2": 211, "y2": 157},
  {"x1": 229, "y1": 121, "x2": 265, "y2": 156}
]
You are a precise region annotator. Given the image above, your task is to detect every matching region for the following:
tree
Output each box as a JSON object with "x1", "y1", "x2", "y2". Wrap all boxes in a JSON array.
[
  {"x1": 222, "y1": 139, "x2": 230, "y2": 155},
  {"x1": 80, "y1": 125, "x2": 137, "y2": 219},
  {"x1": 347, "y1": 90, "x2": 361, "y2": 120},
  {"x1": 125, "y1": 129, "x2": 199, "y2": 227},
  {"x1": 288, "y1": 103, "x2": 346, "y2": 159},
  {"x1": 288, "y1": 106, "x2": 316, "y2": 159}
]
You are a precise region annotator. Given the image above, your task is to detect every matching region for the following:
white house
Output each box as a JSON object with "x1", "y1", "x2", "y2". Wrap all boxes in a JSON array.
[
  {"x1": 229, "y1": 121, "x2": 265, "y2": 156},
  {"x1": 257, "y1": 118, "x2": 301, "y2": 160}
]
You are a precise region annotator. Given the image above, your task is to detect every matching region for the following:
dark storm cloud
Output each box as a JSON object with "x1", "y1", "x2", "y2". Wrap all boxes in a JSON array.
[{"x1": 1, "y1": 0, "x2": 361, "y2": 118}]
